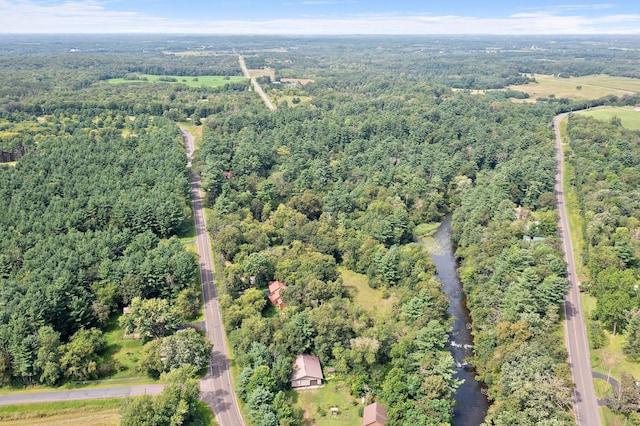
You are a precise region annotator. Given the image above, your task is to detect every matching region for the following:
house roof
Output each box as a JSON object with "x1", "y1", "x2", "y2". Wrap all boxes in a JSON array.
[
  {"x1": 268, "y1": 280, "x2": 287, "y2": 308},
  {"x1": 363, "y1": 402, "x2": 388, "y2": 426},
  {"x1": 291, "y1": 354, "x2": 323, "y2": 381}
]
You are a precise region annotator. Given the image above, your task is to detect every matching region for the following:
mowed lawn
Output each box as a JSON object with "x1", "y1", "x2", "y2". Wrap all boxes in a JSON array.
[
  {"x1": 509, "y1": 74, "x2": 640, "y2": 101},
  {"x1": 0, "y1": 399, "x2": 122, "y2": 426},
  {"x1": 107, "y1": 74, "x2": 246, "y2": 87},
  {"x1": 579, "y1": 106, "x2": 640, "y2": 130},
  {"x1": 295, "y1": 381, "x2": 360, "y2": 426}
]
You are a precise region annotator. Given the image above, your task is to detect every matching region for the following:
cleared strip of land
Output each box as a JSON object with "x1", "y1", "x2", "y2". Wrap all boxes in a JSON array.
[{"x1": 106, "y1": 74, "x2": 246, "y2": 88}]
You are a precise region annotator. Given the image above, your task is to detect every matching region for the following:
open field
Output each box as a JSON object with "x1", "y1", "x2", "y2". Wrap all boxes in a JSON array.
[
  {"x1": 272, "y1": 94, "x2": 313, "y2": 108},
  {"x1": 339, "y1": 267, "x2": 396, "y2": 320},
  {"x1": 509, "y1": 74, "x2": 640, "y2": 101},
  {"x1": 106, "y1": 74, "x2": 246, "y2": 87},
  {"x1": 281, "y1": 78, "x2": 315, "y2": 86},
  {"x1": 295, "y1": 381, "x2": 360, "y2": 426},
  {"x1": 578, "y1": 106, "x2": 640, "y2": 130},
  {"x1": 248, "y1": 68, "x2": 276, "y2": 80},
  {"x1": 0, "y1": 399, "x2": 121, "y2": 426}
]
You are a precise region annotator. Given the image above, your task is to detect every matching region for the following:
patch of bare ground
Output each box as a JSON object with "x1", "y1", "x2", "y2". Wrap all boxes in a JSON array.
[{"x1": 281, "y1": 78, "x2": 315, "y2": 86}]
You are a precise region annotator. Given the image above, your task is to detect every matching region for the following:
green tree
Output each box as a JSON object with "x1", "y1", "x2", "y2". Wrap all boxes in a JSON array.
[
  {"x1": 119, "y1": 297, "x2": 181, "y2": 340},
  {"x1": 242, "y1": 252, "x2": 275, "y2": 286},
  {"x1": 159, "y1": 328, "x2": 212, "y2": 372},
  {"x1": 60, "y1": 328, "x2": 105, "y2": 381}
]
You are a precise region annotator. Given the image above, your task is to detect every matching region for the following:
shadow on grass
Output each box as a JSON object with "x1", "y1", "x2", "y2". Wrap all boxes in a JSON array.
[{"x1": 177, "y1": 216, "x2": 196, "y2": 240}]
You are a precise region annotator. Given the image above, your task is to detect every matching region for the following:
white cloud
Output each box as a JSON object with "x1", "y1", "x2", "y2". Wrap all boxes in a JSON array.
[{"x1": 0, "y1": 0, "x2": 639, "y2": 34}]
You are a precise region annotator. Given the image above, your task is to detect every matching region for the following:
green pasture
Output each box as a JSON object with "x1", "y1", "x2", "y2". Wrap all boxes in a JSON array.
[
  {"x1": 579, "y1": 106, "x2": 640, "y2": 130},
  {"x1": 510, "y1": 74, "x2": 640, "y2": 101},
  {"x1": 107, "y1": 74, "x2": 247, "y2": 88}
]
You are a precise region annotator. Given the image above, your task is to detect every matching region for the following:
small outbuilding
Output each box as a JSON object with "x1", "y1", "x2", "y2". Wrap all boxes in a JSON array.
[
  {"x1": 290, "y1": 354, "x2": 323, "y2": 388},
  {"x1": 363, "y1": 402, "x2": 387, "y2": 426}
]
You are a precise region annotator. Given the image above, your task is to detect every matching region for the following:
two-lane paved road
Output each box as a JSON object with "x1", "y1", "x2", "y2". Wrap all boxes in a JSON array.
[
  {"x1": 0, "y1": 384, "x2": 164, "y2": 406},
  {"x1": 182, "y1": 128, "x2": 244, "y2": 426},
  {"x1": 239, "y1": 54, "x2": 276, "y2": 111},
  {"x1": 554, "y1": 112, "x2": 601, "y2": 426}
]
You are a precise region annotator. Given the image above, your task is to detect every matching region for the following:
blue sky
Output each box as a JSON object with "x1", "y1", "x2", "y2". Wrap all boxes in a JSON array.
[{"x1": 0, "y1": 0, "x2": 639, "y2": 34}]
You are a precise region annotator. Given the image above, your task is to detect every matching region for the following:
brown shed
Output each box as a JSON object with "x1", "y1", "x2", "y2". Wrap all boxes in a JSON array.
[{"x1": 363, "y1": 402, "x2": 387, "y2": 426}]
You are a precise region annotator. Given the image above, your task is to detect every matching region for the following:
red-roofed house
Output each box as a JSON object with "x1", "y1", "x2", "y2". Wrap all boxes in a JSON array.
[
  {"x1": 268, "y1": 280, "x2": 287, "y2": 310},
  {"x1": 363, "y1": 402, "x2": 387, "y2": 426},
  {"x1": 290, "y1": 354, "x2": 323, "y2": 388}
]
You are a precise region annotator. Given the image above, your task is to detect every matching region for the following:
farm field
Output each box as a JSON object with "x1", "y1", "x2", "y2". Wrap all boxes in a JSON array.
[
  {"x1": 247, "y1": 68, "x2": 276, "y2": 80},
  {"x1": 509, "y1": 74, "x2": 640, "y2": 101},
  {"x1": 578, "y1": 106, "x2": 640, "y2": 130},
  {"x1": 106, "y1": 74, "x2": 246, "y2": 87}
]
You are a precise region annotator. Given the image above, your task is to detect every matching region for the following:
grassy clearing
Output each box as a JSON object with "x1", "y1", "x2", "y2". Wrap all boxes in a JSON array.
[
  {"x1": 295, "y1": 381, "x2": 360, "y2": 426},
  {"x1": 248, "y1": 68, "x2": 276, "y2": 80},
  {"x1": 107, "y1": 74, "x2": 246, "y2": 88},
  {"x1": 177, "y1": 216, "x2": 196, "y2": 243},
  {"x1": 281, "y1": 78, "x2": 315, "y2": 86},
  {"x1": 0, "y1": 161, "x2": 16, "y2": 167},
  {"x1": 100, "y1": 316, "x2": 147, "y2": 380},
  {"x1": 0, "y1": 398, "x2": 122, "y2": 425},
  {"x1": 414, "y1": 222, "x2": 441, "y2": 238},
  {"x1": 180, "y1": 123, "x2": 204, "y2": 147},
  {"x1": 339, "y1": 267, "x2": 396, "y2": 320},
  {"x1": 591, "y1": 329, "x2": 640, "y2": 383},
  {"x1": 578, "y1": 106, "x2": 640, "y2": 131},
  {"x1": 509, "y1": 74, "x2": 639, "y2": 101},
  {"x1": 599, "y1": 406, "x2": 632, "y2": 426},
  {"x1": 274, "y1": 94, "x2": 313, "y2": 108}
]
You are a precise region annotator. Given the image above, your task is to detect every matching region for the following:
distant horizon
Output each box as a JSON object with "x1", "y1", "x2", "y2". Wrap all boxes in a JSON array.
[{"x1": 0, "y1": 1, "x2": 639, "y2": 35}]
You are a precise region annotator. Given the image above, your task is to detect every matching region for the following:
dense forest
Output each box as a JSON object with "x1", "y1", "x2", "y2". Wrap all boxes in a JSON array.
[{"x1": 1, "y1": 34, "x2": 640, "y2": 425}]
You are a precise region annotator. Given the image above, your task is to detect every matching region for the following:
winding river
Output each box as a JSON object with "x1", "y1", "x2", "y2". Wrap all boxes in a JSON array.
[{"x1": 422, "y1": 216, "x2": 489, "y2": 425}]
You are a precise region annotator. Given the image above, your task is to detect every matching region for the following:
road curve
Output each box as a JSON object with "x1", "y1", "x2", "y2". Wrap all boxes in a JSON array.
[
  {"x1": 0, "y1": 384, "x2": 164, "y2": 406},
  {"x1": 238, "y1": 55, "x2": 276, "y2": 111},
  {"x1": 554, "y1": 112, "x2": 601, "y2": 426}
]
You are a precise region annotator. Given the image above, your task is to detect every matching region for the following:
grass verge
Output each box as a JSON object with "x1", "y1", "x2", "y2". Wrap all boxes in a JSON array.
[
  {"x1": 559, "y1": 115, "x2": 586, "y2": 280},
  {"x1": 0, "y1": 398, "x2": 122, "y2": 425},
  {"x1": 196, "y1": 400, "x2": 219, "y2": 426}
]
